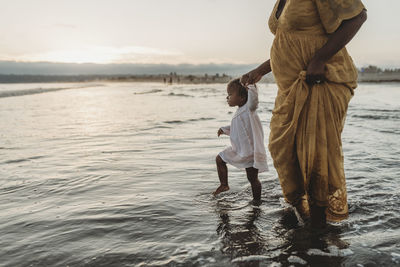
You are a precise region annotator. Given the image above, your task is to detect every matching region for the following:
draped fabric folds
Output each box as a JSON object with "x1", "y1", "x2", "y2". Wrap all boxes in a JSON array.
[
  {"x1": 269, "y1": 71, "x2": 352, "y2": 221},
  {"x1": 267, "y1": 0, "x2": 365, "y2": 221}
]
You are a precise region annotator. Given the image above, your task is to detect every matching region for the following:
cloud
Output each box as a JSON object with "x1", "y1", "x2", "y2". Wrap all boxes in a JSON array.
[
  {"x1": 54, "y1": 23, "x2": 78, "y2": 29},
  {"x1": 0, "y1": 46, "x2": 184, "y2": 64}
]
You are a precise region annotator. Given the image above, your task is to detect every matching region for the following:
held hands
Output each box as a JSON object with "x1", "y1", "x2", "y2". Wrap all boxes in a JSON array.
[
  {"x1": 240, "y1": 68, "x2": 263, "y2": 87},
  {"x1": 240, "y1": 60, "x2": 271, "y2": 87},
  {"x1": 306, "y1": 57, "x2": 326, "y2": 85},
  {"x1": 217, "y1": 128, "x2": 224, "y2": 137}
]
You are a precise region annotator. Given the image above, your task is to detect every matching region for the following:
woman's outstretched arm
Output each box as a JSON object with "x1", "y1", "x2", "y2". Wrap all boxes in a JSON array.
[
  {"x1": 306, "y1": 9, "x2": 367, "y2": 84},
  {"x1": 240, "y1": 60, "x2": 271, "y2": 86}
]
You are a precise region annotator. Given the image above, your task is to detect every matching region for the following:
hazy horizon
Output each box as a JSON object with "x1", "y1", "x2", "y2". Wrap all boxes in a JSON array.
[
  {"x1": 0, "y1": 60, "x2": 397, "y2": 77},
  {"x1": 1, "y1": 0, "x2": 399, "y2": 69}
]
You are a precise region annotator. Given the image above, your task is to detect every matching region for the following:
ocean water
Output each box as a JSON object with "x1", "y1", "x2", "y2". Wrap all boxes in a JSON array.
[{"x1": 0, "y1": 81, "x2": 399, "y2": 267}]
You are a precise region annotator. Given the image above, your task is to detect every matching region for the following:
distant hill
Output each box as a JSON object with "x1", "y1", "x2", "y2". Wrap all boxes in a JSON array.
[
  {"x1": 0, "y1": 61, "x2": 398, "y2": 83},
  {"x1": 0, "y1": 61, "x2": 258, "y2": 76}
]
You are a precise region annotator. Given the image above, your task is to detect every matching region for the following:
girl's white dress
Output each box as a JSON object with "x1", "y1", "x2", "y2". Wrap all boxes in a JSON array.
[{"x1": 219, "y1": 85, "x2": 268, "y2": 172}]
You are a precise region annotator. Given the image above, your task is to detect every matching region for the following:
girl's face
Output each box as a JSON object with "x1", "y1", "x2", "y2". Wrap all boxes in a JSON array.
[{"x1": 226, "y1": 85, "x2": 245, "y2": 107}]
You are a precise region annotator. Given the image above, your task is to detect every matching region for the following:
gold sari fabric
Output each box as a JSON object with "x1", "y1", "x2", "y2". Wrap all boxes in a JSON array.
[{"x1": 268, "y1": 0, "x2": 365, "y2": 221}]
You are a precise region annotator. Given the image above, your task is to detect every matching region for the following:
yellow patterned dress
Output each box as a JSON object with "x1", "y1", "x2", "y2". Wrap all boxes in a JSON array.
[{"x1": 268, "y1": 0, "x2": 365, "y2": 221}]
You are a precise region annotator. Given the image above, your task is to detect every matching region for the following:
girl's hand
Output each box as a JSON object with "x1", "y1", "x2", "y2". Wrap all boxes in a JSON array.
[
  {"x1": 217, "y1": 128, "x2": 224, "y2": 137},
  {"x1": 241, "y1": 60, "x2": 271, "y2": 87},
  {"x1": 240, "y1": 69, "x2": 263, "y2": 87},
  {"x1": 306, "y1": 57, "x2": 326, "y2": 85}
]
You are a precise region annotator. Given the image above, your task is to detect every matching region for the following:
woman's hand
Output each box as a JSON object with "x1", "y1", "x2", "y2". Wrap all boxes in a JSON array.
[
  {"x1": 306, "y1": 9, "x2": 367, "y2": 85},
  {"x1": 241, "y1": 69, "x2": 263, "y2": 86},
  {"x1": 306, "y1": 57, "x2": 326, "y2": 85},
  {"x1": 240, "y1": 60, "x2": 271, "y2": 86},
  {"x1": 217, "y1": 128, "x2": 224, "y2": 137}
]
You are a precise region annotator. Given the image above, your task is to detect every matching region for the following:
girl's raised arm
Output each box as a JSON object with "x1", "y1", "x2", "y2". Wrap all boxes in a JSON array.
[{"x1": 247, "y1": 85, "x2": 259, "y2": 111}]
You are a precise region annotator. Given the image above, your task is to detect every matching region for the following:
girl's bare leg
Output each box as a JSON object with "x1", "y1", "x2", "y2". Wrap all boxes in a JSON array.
[
  {"x1": 213, "y1": 155, "x2": 229, "y2": 195},
  {"x1": 246, "y1": 167, "x2": 261, "y2": 201}
]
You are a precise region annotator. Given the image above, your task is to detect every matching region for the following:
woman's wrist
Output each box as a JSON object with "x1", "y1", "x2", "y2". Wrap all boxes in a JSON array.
[
  {"x1": 255, "y1": 66, "x2": 266, "y2": 76},
  {"x1": 311, "y1": 51, "x2": 328, "y2": 65},
  {"x1": 241, "y1": 60, "x2": 271, "y2": 85},
  {"x1": 256, "y1": 60, "x2": 271, "y2": 76}
]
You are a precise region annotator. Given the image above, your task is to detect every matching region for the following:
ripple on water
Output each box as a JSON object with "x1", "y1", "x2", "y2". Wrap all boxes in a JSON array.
[{"x1": 0, "y1": 82, "x2": 399, "y2": 266}]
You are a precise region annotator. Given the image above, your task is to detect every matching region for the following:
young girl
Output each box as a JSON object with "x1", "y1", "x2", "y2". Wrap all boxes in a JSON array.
[{"x1": 214, "y1": 79, "x2": 268, "y2": 201}]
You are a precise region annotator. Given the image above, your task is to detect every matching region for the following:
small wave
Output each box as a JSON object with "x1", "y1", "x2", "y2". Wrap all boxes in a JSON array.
[
  {"x1": 134, "y1": 89, "x2": 162, "y2": 95},
  {"x1": 0, "y1": 85, "x2": 100, "y2": 98},
  {"x1": 3, "y1": 155, "x2": 44, "y2": 164},
  {"x1": 307, "y1": 246, "x2": 354, "y2": 257},
  {"x1": 188, "y1": 87, "x2": 219, "y2": 93},
  {"x1": 0, "y1": 184, "x2": 27, "y2": 194},
  {"x1": 352, "y1": 114, "x2": 400, "y2": 120},
  {"x1": 101, "y1": 149, "x2": 143, "y2": 154},
  {"x1": 141, "y1": 125, "x2": 172, "y2": 130},
  {"x1": 287, "y1": 255, "x2": 307, "y2": 265},
  {"x1": 392, "y1": 252, "x2": 400, "y2": 262},
  {"x1": 188, "y1": 117, "x2": 214, "y2": 122},
  {"x1": 164, "y1": 120, "x2": 184, "y2": 124},
  {"x1": 163, "y1": 117, "x2": 215, "y2": 124},
  {"x1": 167, "y1": 92, "x2": 193, "y2": 97},
  {"x1": 232, "y1": 255, "x2": 272, "y2": 263},
  {"x1": 377, "y1": 129, "x2": 400, "y2": 135},
  {"x1": 359, "y1": 108, "x2": 399, "y2": 113}
]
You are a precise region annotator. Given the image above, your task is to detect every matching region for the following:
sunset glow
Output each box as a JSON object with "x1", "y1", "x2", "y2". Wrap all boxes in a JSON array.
[
  {"x1": 1, "y1": 46, "x2": 184, "y2": 64},
  {"x1": 0, "y1": 0, "x2": 398, "y2": 66}
]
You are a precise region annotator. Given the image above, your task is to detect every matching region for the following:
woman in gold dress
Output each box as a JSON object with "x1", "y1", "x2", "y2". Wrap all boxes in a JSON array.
[{"x1": 241, "y1": 0, "x2": 367, "y2": 227}]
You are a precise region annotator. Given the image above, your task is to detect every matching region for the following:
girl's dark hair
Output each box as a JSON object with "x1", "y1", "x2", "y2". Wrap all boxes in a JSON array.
[{"x1": 228, "y1": 78, "x2": 248, "y2": 101}]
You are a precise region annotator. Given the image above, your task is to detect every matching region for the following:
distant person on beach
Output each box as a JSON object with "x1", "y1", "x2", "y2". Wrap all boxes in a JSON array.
[
  {"x1": 240, "y1": 0, "x2": 367, "y2": 227},
  {"x1": 214, "y1": 79, "x2": 268, "y2": 202}
]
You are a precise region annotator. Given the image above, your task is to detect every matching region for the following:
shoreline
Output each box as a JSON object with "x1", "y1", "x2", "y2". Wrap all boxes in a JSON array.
[{"x1": 0, "y1": 73, "x2": 399, "y2": 84}]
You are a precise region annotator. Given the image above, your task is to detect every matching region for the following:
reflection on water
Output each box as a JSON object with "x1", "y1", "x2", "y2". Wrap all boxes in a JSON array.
[
  {"x1": 275, "y1": 209, "x2": 350, "y2": 267},
  {"x1": 0, "y1": 82, "x2": 399, "y2": 266},
  {"x1": 216, "y1": 201, "x2": 266, "y2": 265},
  {"x1": 215, "y1": 197, "x2": 353, "y2": 266}
]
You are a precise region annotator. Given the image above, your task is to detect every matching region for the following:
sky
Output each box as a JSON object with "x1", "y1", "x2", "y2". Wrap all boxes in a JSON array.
[{"x1": 0, "y1": 0, "x2": 399, "y2": 68}]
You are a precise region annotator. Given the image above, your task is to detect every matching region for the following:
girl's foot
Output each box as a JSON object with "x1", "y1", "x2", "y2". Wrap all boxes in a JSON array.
[{"x1": 213, "y1": 185, "x2": 229, "y2": 196}]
